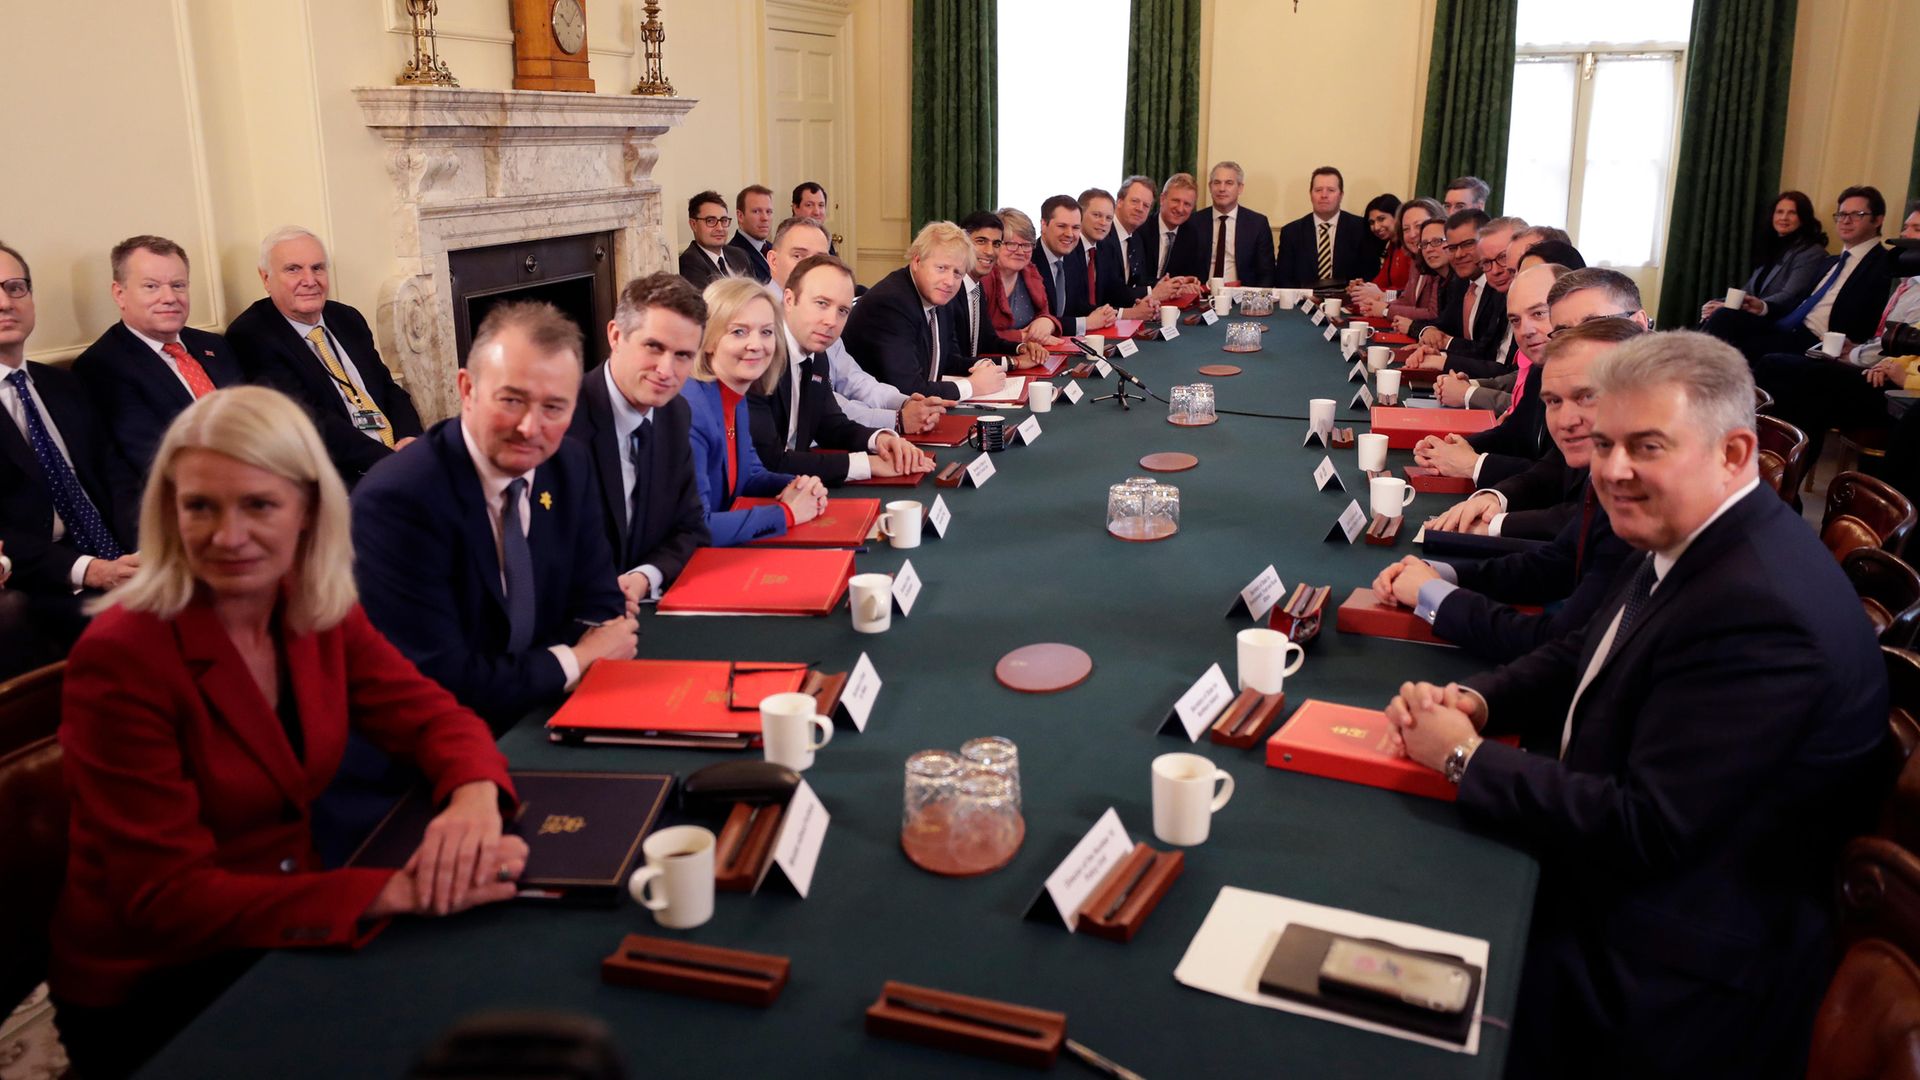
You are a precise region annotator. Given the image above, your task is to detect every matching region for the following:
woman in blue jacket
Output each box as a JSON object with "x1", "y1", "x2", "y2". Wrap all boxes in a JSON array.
[{"x1": 684, "y1": 277, "x2": 826, "y2": 545}]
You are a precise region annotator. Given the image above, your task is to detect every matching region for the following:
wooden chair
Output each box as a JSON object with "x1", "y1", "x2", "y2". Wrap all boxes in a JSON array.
[
  {"x1": 1884, "y1": 649, "x2": 1920, "y2": 852},
  {"x1": 1825, "y1": 471, "x2": 1919, "y2": 562},
  {"x1": 1757, "y1": 414, "x2": 1810, "y2": 507},
  {"x1": 1754, "y1": 384, "x2": 1774, "y2": 415},
  {"x1": 1851, "y1": 552, "x2": 1920, "y2": 648},
  {"x1": 1840, "y1": 837, "x2": 1920, "y2": 963},
  {"x1": 0, "y1": 663, "x2": 66, "y2": 1017},
  {"x1": 1806, "y1": 938, "x2": 1920, "y2": 1080}
]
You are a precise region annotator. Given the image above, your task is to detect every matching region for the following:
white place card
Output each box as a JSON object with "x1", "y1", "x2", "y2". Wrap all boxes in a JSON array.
[
  {"x1": 759, "y1": 779, "x2": 829, "y2": 897},
  {"x1": 1310, "y1": 308, "x2": 1327, "y2": 326},
  {"x1": 1348, "y1": 361, "x2": 1365, "y2": 383},
  {"x1": 1202, "y1": 309, "x2": 1220, "y2": 326},
  {"x1": 1325, "y1": 499, "x2": 1368, "y2": 544},
  {"x1": 890, "y1": 559, "x2": 921, "y2": 616},
  {"x1": 1164, "y1": 663, "x2": 1236, "y2": 742},
  {"x1": 1015, "y1": 415, "x2": 1042, "y2": 445},
  {"x1": 1117, "y1": 338, "x2": 1141, "y2": 358},
  {"x1": 1025, "y1": 808, "x2": 1133, "y2": 931},
  {"x1": 1313, "y1": 455, "x2": 1344, "y2": 493},
  {"x1": 1063, "y1": 381, "x2": 1086, "y2": 404},
  {"x1": 1322, "y1": 324, "x2": 1337, "y2": 342},
  {"x1": 1161, "y1": 323, "x2": 1181, "y2": 340},
  {"x1": 927, "y1": 494, "x2": 951, "y2": 538},
  {"x1": 839, "y1": 652, "x2": 881, "y2": 731},
  {"x1": 1095, "y1": 359, "x2": 1115, "y2": 378},
  {"x1": 1350, "y1": 385, "x2": 1375, "y2": 410},
  {"x1": 964, "y1": 452, "x2": 996, "y2": 487},
  {"x1": 1230, "y1": 564, "x2": 1286, "y2": 622}
]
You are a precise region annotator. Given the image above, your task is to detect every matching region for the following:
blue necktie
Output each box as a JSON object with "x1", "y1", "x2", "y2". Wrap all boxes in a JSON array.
[
  {"x1": 1776, "y1": 251, "x2": 1850, "y2": 330},
  {"x1": 500, "y1": 477, "x2": 535, "y2": 653},
  {"x1": 6, "y1": 370, "x2": 121, "y2": 560},
  {"x1": 1607, "y1": 556, "x2": 1657, "y2": 658},
  {"x1": 625, "y1": 420, "x2": 652, "y2": 566}
]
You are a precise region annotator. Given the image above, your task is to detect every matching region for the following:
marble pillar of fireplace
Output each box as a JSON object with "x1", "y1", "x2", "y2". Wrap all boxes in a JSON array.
[{"x1": 354, "y1": 86, "x2": 696, "y2": 420}]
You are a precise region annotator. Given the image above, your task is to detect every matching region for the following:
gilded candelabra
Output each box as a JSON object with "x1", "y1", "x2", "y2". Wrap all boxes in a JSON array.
[
  {"x1": 631, "y1": 0, "x2": 676, "y2": 96},
  {"x1": 397, "y1": 0, "x2": 459, "y2": 87}
]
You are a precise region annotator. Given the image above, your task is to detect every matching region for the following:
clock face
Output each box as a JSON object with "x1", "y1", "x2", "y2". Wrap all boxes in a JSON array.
[{"x1": 551, "y1": 0, "x2": 586, "y2": 55}]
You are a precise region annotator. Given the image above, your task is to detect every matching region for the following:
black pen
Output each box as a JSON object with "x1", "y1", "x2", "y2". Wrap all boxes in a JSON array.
[
  {"x1": 883, "y1": 996, "x2": 1046, "y2": 1040},
  {"x1": 1100, "y1": 855, "x2": 1156, "y2": 921},
  {"x1": 624, "y1": 949, "x2": 773, "y2": 982},
  {"x1": 1065, "y1": 1038, "x2": 1146, "y2": 1080}
]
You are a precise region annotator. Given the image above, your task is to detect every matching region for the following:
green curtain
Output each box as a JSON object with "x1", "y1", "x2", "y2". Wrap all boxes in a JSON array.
[
  {"x1": 1414, "y1": 0, "x2": 1517, "y2": 214},
  {"x1": 1122, "y1": 0, "x2": 1201, "y2": 183},
  {"x1": 911, "y1": 0, "x2": 996, "y2": 227},
  {"x1": 1655, "y1": 0, "x2": 1798, "y2": 330}
]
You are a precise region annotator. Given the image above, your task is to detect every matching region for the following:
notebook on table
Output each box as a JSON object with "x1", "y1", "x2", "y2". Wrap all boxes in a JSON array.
[{"x1": 656, "y1": 547, "x2": 855, "y2": 616}]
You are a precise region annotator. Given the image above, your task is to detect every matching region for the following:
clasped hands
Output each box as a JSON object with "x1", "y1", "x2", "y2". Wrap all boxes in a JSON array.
[
  {"x1": 867, "y1": 430, "x2": 935, "y2": 478},
  {"x1": 1412, "y1": 432, "x2": 1478, "y2": 477},
  {"x1": 1383, "y1": 681, "x2": 1484, "y2": 770},
  {"x1": 1371, "y1": 555, "x2": 1441, "y2": 609},
  {"x1": 779, "y1": 474, "x2": 831, "y2": 524},
  {"x1": 364, "y1": 780, "x2": 526, "y2": 919}
]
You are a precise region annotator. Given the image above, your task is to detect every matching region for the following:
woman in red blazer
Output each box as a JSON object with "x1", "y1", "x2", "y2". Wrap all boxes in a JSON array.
[
  {"x1": 1354, "y1": 197, "x2": 1443, "y2": 317},
  {"x1": 53, "y1": 386, "x2": 527, "y2": 1078}
]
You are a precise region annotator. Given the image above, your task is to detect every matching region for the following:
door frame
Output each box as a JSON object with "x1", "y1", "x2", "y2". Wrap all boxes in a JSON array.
[{"x1": 763, "y1": 0, "x2": 857, "y2": 264}]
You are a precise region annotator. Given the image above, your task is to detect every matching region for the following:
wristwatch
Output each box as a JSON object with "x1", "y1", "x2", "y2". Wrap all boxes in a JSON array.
[{"x1": 1442, "y1": 736, "x2": 1483, "y2": 785}]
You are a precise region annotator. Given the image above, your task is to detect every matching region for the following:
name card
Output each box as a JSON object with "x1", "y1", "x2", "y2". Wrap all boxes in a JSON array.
[
  {"x1": 839, "y1": 652, "x2": 881, "y2": 731},
  {"x1": 1063, "y1": 381, "x2": 1086, "y2": 405},
  {"x1": 1314, "y1": 455, "x2": 1345, "y2": 493},
  {"x1": 1015, "y1": 415, "x2": 1042, "y2": 445},
  {"x1": 965, "y1": 452, "x2": 996, "y2": 487},
  {"x1": 1325, "y1": 499, "x2": 1369, "y2": 545},
  {"x1": 1310, "y1": 308, "x2": 1327, "y2": 326},
  {"x1": 1322, "y1": 323, "x2": 1337, "y2": 342},
  {"x1": 927, "y1": 494, "x2": 951, "y2": 538},
  {"x1": 1201, "y1": 309, "x2": 1220, "y2": 326},
  {"x1": 1302, "y1": 427, "x2": 1327, "y2": 448},
  {"x1": 1350, "y1": 385, "x2": 1375, "y2": 411},
  {"x1": 1161, "y1": 662, "x2": 1236, "y2": 742},
  {"x1": 1348, "y1": 361, "x2": 1365, "y2": 383},
  {"x1": 1341, "y1": 338, "x2": 1357, "y2": 360},
  {"x1": 758, "y1": 779, "x2": 829, "y2": 897},
  {"x1": 1229, "y1": 564, "x2": 1285, "y2": 622},
  {"x1": 1117, "y1": 338, "x2": 1141, "y2": 358},
  {"x1": 1161, "y1": 323, "x2": 1181, "y2": 340},
  {"x1": 890, "y1": 558, "x2": 921, "y2": 616},
  {"x1": 1025, "y1": 807, "x2": 1132, "y2": 931},
  {"x1": 1095, "y1": 359, "x2": 1114, "y2": 378}
]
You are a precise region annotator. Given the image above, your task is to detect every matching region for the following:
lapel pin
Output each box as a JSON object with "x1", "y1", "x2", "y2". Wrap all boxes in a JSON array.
[{"x1": 539, "y1": 491, "x2": 554, "y2": 510}]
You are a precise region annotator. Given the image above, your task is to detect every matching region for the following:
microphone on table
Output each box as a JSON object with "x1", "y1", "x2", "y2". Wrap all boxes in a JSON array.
[{"x1": 1072, "y1": 338, "x2": 1153, "y2": 396}]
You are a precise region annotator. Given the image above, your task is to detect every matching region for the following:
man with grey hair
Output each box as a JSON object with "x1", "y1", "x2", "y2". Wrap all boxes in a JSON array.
[
  {"x1": 1386, "y1": 329, "x2": 1885, "y2": 1076},
  {"x1": 1276, "y1": 165, "x2": 1373, "y2": 287},
  {"x1": 1166, "y1": 160, "x2": 1275, "y2": 286},
  {"x1": 226, "y1": 226, "x2": 423, "y2": 487}
]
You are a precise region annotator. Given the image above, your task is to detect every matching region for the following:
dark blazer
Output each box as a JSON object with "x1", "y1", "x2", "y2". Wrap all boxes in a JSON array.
[
  {"x1": 683, "y1": 379, "x2": 794, "y2": 545},
  {"x1": 1031, "y1": 244, "x2": 1131, "y2": 325},
  {"x1": 1458, "y1": 487, "x2": 1885, "y2": 1075},
  {"x1": 1414, "y1": 275, "x2": 1508, "y2": 347},
  {"x1": 747, "y1": 352, "x2": 880, "y2": 486},
  {"x1": 1137, "y1": 218, "x2": 1183, "y2": 282},
  {"x1": 0, "y1": 361, "x2": 139, "y2": 595},
  {"x1": 1166, "y1": 206, "x2": 1277, "y2": 287},
  {"x1": 566, "y1": 366, "x2": 709, "y2": 583},
  {"x1": 1107, "y1": 230, "x2": 1148, "y2": 298},
  {"x1": 1819, "y1": 242, "x2": 1896, "y2": 343},
  {"x1": 224, "y1": 298, "x2": 423, "y2": 486},
  {"x1": 678, "y1": 242, "x2": 754, "y2": 291},
  {"x1": 944, "y1": 281, "x2": 1028, "y2": 358},
  {"x1": 350, "y1": 419, "x2": 624, "y2": 728},
  {"x1": 728, "y1": 231, "x2": 774, "y2": 284},
  {"x1": 1741, "y1": 239, "x2": 1829, "y2": 313},
  {"x1": 1466, "y1": 368, "x2": 1549, "y2": 485},
  {"x1": 842, "y1": 266, "x2": 969, "y2": 401},
  {"x1": 1275, "y1": 210, "x2": 1374, "y2": 287},
  {"x1": 1490, "y1": 454, "x2": 1584, "y2": 540},
  {"x1": 71, "y1": 322, "x2": 242, "y2": 476},
  {"x1": 53, "y1": 598, "x2": 512, "y2": 1007}
]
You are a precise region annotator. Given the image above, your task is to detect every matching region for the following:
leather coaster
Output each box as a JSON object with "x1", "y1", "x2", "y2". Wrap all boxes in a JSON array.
[
  {"x1": 1139, "y1": 452, "x2": 1199, "y2": 472},
  {"x1": 994, "y1": 644, "x2": 1093, "y2": 694},
  {"x1": 1197, "y1": 364, "x2": 1242, "y2": 376}
]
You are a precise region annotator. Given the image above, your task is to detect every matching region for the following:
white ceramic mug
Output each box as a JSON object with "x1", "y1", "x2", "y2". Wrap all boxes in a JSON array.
[
  {"x1": 1822, "y1": 331, "x2": 1847, "y2": 358},
  {"x1": 1213, "y1": 293, "x2": 1232, "y2": 315},
  {"x1": 1370, "y1": 475, "x2": 1417, "y2": 519},
  {"x1": 1309, "y1": 398, "x2": 1336, "y2": 432},
  {"x1": 761, "y1": 690, "x2": 834, "y2": 771},
  {"x1": 878, "y1": 500, "x2": 922, "y2": 549},
  {"x1": 849, "y1": 572, "x2": 892, "y2": 634},
  {"x1": 1236, "y1": 627, "x2": 1305, "y2": 695},
  {"x1": 1084, "y1": 334, "x2": 1105, "y2": 354},
  {"x1": 1357, "y1": 432, "x2": 1389, "y2": 473},
  {"x1": 1322, "y1": 298, "x2": 1343, "y2": 320},
  {"x1": 1341, "y1": 326, "x2": 1365, "y2": 354},
  {"x1": 1724, "y1": 287, "x2": 1746, "y2": 309},
  {"x1": 1152, "y1": 753, "x2": 1234, "y2": 847},
  {"x1": 1208, "y1": 276, "x2": 1226, "y2": 296},
  {"x1": 1367, "y1": 345, "x2": 1392, "y2": 372},
  {"x1": 1029, "y1": 381, "x2": 1054, "y2": 413},
  {"x1": 1376, "y1": 368, "x2": 1402, "y2": 401},
  {"x1": 1160, "y1": 305, "x2": 1179, "y2": 328},
  {"x1": 626, "y1": 825, "x2": 716, "y2": 930}
]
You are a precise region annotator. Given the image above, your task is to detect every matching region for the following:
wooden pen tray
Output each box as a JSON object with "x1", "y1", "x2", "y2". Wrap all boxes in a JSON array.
[
  {"x1": 866, "y1": 981, "x2": 1066, "y2": 1068},
  {"x1": 1075, "y1": 843, "x2": 1184, "y2": 942},
  {"x1": 714, "y1": 801, "x2": 782, "y2": 892},
  {"x1": 1208, "y1": 688, "x2": 1288, "y2": 749},
  {"x1": 802, "y1": 669, "x2": 847, "y2": 720},
  {"x1": 1269, "y1": 583, "x2": 1330, "y2": 646},
  {"x1": 601, "y1": 934, "x2": 789, "y2": 1007}
]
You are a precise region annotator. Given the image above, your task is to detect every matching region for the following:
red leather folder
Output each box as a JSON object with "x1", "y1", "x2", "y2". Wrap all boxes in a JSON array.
[
  {"x1": 1013, "y1": 353, "x2": 1070, "y2": 378},
  {"x1": 1404, "y1": 466, "x2": 1473, "y2": 495},
  {"x1": 1369, "y1": 406, "x2": 1497, "y2": 450},
  {"x1": 905, "y1": 414, "x2": 978, "y2": 447},
  {"x1": 1265, "y1": 700, "x2": 1467, "y2": 802},
  {"x1": 1372, "y1": 332, "x2": 1416, "y2": 345},
  {"x1": 1354, "y1": 316, "x2": 1391, "y2": 328},
  {"x1": 1098, "y1": 319, "x2": 1144, "y2": 340},
  {"x1": 545, "y1": 659, "x2": 810, "y2": 738},
  {"x1": 657, "y1": 548, "x2": 855, "y2": 615},
  {"x1": 1333, "y1": 588, "x2": 1452, "y2": 647},
  {"x1": 735, "y1": 497, "x2": 880, "y2": 548}
]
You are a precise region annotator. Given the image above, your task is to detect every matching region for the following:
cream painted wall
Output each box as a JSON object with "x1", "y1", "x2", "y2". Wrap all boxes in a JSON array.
[
  {"x1": 1780, "y1": 0, "x2": 1920, "y2": 237},
  {"x1": 852, "y1": 0, "x2": 913, "y2": 284}
]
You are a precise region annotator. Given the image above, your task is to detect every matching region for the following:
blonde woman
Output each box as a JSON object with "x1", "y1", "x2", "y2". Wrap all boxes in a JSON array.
[
  {"x1": 53, "y1": 386, "x2": 523, "y2": 1078},
  {"x1": 684, "y1": 277, "x2": 826, "y2": 545}
]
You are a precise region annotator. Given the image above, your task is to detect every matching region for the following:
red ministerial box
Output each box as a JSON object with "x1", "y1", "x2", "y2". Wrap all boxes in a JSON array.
[
  {"x1": 735, "y1": 497, "x2": 880, "y2": 548},
  {"x1": 1265, "y1": 700, "x2": 1463, "y2": 801},
  {"x1": 1334, "y1": 588, "x2": 1452, "y2": 647},
  {"x1": 1404, "y1": 466, "x2": 1473, "y2": 495},
  {"x1": 657, "y1": 548, "x2": 855, "y2": 616},
  {"x1": 1369, "y1": 406, "x2": 1497, "y2": 450}
]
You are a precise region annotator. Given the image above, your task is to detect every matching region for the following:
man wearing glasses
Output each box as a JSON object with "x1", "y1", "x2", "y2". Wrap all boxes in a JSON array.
[
  {"x1": 677, "y1": 191, "x2": 754, "y2": 290},
  {"x1": 1702, "y1": 186, "x2": 1895, "y2": 363},
  {"x1": 1409, "y1": 211, "x2": 1511, "y2": 376}
]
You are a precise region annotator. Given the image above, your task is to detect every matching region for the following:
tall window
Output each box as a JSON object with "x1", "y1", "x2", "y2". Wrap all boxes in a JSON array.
[
  {"x1": 996, "y1": 0, "x2": 1129, "y2": 216},
  {"x1": 1502, "y1": 0, "x2": 1694, "y2": 269}
]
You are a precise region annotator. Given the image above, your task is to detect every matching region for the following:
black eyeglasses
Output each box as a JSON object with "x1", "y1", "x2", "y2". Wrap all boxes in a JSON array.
[
  {"x1": 694, "y1": 215, "x2": 733, "y2": 228},
  {"x1": 1547, "y1": 312, "x2": 1637, "y2": 339},
  {"x1": 1833, "y1": 210, "x2": 1877, "y2": 222},
  {"x1": 0, "y1": 278, "x2": 29, "y2": 299}
]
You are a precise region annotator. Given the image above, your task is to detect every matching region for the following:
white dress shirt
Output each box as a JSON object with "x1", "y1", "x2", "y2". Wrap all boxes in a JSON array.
[
  {"x1": 1803, "y1": 237, "x2": 1883, "y2": 338},
  {"x1": 0, "y1": 358, "x2": 93, "y2": 588},
  {"x1": 286, "y1": 315, "x2": 384, "y2": 442},
  {"x1": 781, "y1": 325, "x2": 880, "y2": 480},
  {"x1": 1113, "y1": 222, "x2": 1135, "y2": 282},
  {"x1": 1156, "y1": 216, "x2": 1181, "y2": 279},
  {"x1": 125, "y1": 324, "x2": 199, "y2": 398},
  {"x1": 458, "y1": 419, "x2": 582, "y2": 690},
  {"x1": 600, "y1": 363, "x2": 665, "y2": 600},
  {"x1": 922, "y1": 302, "x2": 976, "y2": 400}
]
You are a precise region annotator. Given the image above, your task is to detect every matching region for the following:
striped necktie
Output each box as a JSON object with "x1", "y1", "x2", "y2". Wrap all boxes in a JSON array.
[{"x1": 1316, "y1": 221, "x2": 1334, "y2": 282}]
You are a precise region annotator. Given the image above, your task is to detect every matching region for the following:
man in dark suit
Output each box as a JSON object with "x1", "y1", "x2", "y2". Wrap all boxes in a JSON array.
[
  {"x1": 842, "y1": 222, "x2": 1012, "y2": 402},
  {"x1": 1405, "y1": 214, "x2": 1523, "y2": 379},
  {"x1": 568, "y1": 272, "x2": 712, "y2": 611},
  {"x1": 1078, "y1": 187, "x2": 1183, "y2": 317},
  {"x1": 1703, "y1": 186, "x2": 1895, "y2": 363},
  {"x1": 1165, "y1": 161, "x2": 1276, "y2": 287},
  {"x1": 0, "y1": 242, "x2": 141, "y2": 651},
  {"x1": 678, "y1": 191, "x2": 754, "y2": 290},
  {"x1": 1387, "y1": 330, "x2": 1885, "y2": 1077},
  {"x1": 224, "y1": 227, "x2": 424, "y2": 488},
  {"x1": 1111, "y1": 175, "x2": 1156, "y2": 294},
  {"x1": 1028, "y1": 194, "x2": 1122, "y2": 334},
  {"x1": 791, "y1": 181, "x2": 839, "y2": 257},
  {"x1": 753, "y1": 254, "x2": 932, "y2": 486},
  {"x1": 728, "y1": 184, "x2": 775, "y2": 284},
  {"x1": 71, "y1": 235, "x2": 242, "y2": 477},
  {"x1": 351, "y1": 300, "x2": 634, "y2": 730},
  {"x1": 1134, "y1": 173, "x2": 1207, "y2": 302},
  {"x1": 1275, "y1": 166, "x2": 1375, "y2": 287}
]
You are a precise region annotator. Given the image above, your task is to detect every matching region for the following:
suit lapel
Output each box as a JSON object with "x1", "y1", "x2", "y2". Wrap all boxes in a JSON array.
[
  {"x1": 176, "y1": 602, "x2": 308, "y2": 807},
  {"x1": 438, "y1": 423, "x2": 509, "y2": 614},
  {"x1": 112, "y1": 322, "x2": 195, "y2": 411},
  {"x1": 583, "y1": 374, "x2": 630, "y2": 555},
  {"x1": 528, "y1": 457, "x2": 562, "y2": 623}
]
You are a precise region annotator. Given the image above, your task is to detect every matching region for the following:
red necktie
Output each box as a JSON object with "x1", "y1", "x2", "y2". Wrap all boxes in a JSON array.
[
  {"x1": 1085, "y1": 249, "x2": 1098, "y2": 309},
  {"x1": 1574, "y1": 484, "x2": 1598, "y2": 580},
  {"x1": 1877, "y1": 279, "x2": 1912, "y2": 338},
  {"x1": 1460, "y1": 283, "x2": 1479, "y2": 341},
  {"x1": 1212, "y1": 214, "x2": 1228, "y2": 278},
  {"x1": 162, "y1": 341, "x2": 216, "y2": 398}
]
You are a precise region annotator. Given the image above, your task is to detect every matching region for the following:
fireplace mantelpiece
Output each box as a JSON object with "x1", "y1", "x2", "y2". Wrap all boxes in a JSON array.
[{"x1": 354, "y1": 86, "x2": 697, "y2": 419}]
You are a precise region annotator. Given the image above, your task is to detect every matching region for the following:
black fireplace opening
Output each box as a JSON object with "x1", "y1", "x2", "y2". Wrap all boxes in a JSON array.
[{"x1": 448, "y1": 232, "x2": 616, "y2": 371}]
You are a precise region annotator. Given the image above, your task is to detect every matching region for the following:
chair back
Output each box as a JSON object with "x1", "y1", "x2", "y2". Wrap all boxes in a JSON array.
[
  {"x1": 1756, "y1": 414, "x2": 1810, "y2": 506},
  {"x1": 1827, "y1": 471, "x2": 1918, "y2": 560},
  {"x1": 1754, "y1": 384, "x2": 1774, "y2": 415},
  {"x1": 0, "y1": 663, "x2": 66, "y2": 1016},
  {"x1": 1806, "y1": 938, "x2": 1920, "y2": 1080},
  {"x1": 1850, "y1": 551, "x2": 1920, "y2": 647}
]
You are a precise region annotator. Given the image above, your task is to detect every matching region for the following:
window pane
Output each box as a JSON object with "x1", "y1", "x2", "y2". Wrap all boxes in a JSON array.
[
  {"x1": 1575, "y1": 55, "x2": 1679, "y2": 267},
  {"x1": 996, "y1": 0, "x2": 1129, "y2": 215},
  {"x1": 1502, "y1": 60, "x2": 1578, "y2": 230},
  {"x1": 1516, "y1": 0, "x2": 1693, "y2": 47}
]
